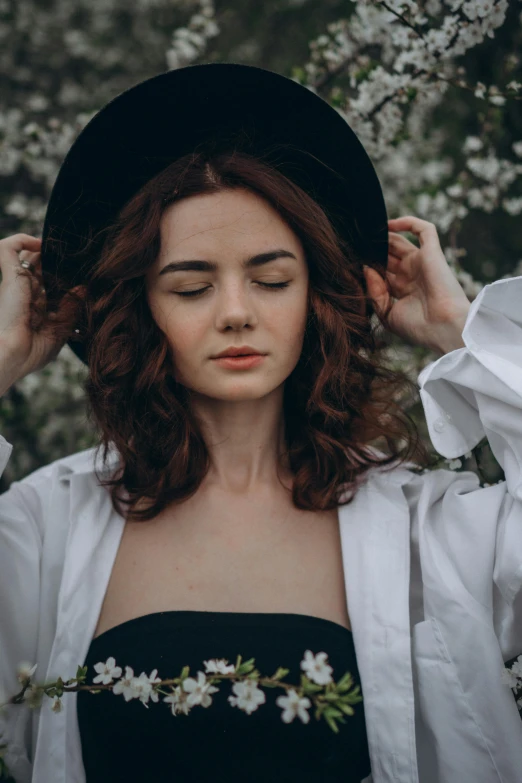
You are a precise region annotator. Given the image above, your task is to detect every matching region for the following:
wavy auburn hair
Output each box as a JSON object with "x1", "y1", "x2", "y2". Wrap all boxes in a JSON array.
[{"x1": 41, "y1": 148, "x2": 438, "y2": 521}]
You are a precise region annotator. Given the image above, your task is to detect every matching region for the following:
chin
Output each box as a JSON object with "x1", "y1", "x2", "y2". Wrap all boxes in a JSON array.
[
  {"x1": 213, "y1": 386, "x2": 273, "y2": 402},
  {"x1": 193, "y1": 380, "x2": 280, "y2": 403}
]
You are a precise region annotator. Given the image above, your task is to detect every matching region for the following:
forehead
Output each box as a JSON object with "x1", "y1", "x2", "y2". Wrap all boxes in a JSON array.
[{"x1": 159, "y1": 188, "x2": 301, "y2": 251}]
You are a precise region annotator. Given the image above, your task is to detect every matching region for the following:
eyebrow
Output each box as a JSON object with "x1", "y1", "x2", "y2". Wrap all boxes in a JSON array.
[{"x1": 158, "y1": 249, "x2": 298, "y2": 276}]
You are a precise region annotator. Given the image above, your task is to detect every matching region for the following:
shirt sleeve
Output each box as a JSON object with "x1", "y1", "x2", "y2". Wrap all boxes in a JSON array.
[
  {"x1": 417, "y1": 274, "x2": 522, "y2": 660},
  {"x1": 0, "y1": 434, "x2": 42, "y2": 782}
]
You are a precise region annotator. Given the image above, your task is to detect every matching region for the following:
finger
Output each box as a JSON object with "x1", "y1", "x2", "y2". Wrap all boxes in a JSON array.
[
  {"x1": 387, "y1": 253, "x2": 405, "y2": 273},
  {"x1": 17, "y1": 250, "x2": 45, "y2": 301},
  {"x1": 2, "y1": 234, "x2": 42, "y2": 250},
  {"x1": 384, "y1": 269, "x2": 405, "y2": 298},
  {"x1": 388, "y1": 217, "x2": 440, "y2": 249},
  {"x1": 0, "y1": 235, "x2": 42, "y2": 282},
  {"x1": 387, "y1": 243, "x2": 418, "y2": 276},
  {"x1": 18, "y1": 250, "x2": 43, "y2": 276},
  {"x1": 1, "y1": 234, "x2": 42, "y2": 254},
  {"x1": 389, "y1": 232, "x2": 418, "y2": 252}
]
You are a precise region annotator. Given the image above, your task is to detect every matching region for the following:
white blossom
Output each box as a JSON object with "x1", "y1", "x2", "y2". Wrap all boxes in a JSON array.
[
  {"x1": 111, "y1": 667, "x2": 162, "y2": 708},
  {"x1": 203, "y1": 658, "x2": 236, "y2": 675},
  {"x1": 51, "y1": 697, "x2": 63, "y2": 713},
  {"x1": 463, "y1": 136, "x2": 483, "y2": 154},
  {"x1": 164, "y1": 685, "x2": 192, "y2": 716},
  {"x1": 502, "y1": 658, "x2": 522, "y2": 690},
  {"x1": 166, "y1": 0, "x2": 219, "y2": 70},
  {"x1": 510, "y1": 654, "x2": 522, "y2": 680},
  {"x1": 16, "y1": 662, "x2": 37, "y2": 685},
  {"x1": 182, "y1": 670, "x2": 219, "y2": 708},
  {"x1": 129, "y1": 672, "x2": 151, "y2": 708},
  {"x1": 276, "y1": 688, "x2": 312, "y2": 724},
  {"x1": 112, "y1": 666, "x2": 140, "y2": 702},
  {"x1": 300, "y1": 650, "x2": 333, "y2": 685},
  {"x1": 23, "y1": 684, "x2": 44, "y2": 710},
  {"x1": 146, "y1": 669, "x2": 162, "y2": 702},
  {"x1": 446, "y1": 183, "x2": 464, "y2": 198},
  {"x1": 466, "y1": 154, "x2": 501, "y2": 182},
  {"x1": 502, "y1": 197, "x2": 522, "y2": 217},
  {"x1": 463, "y1": 0, "x2": 495, "y2": 21},
  {"x1": 228, "y1": 679, "x2": 266, "y2": 714},
  {"x1": 93, "y1": 657, "x2": 122, "y2": 685},
  {"x1": 425, "y1": 0, "x2": 443, "y2": 15}
]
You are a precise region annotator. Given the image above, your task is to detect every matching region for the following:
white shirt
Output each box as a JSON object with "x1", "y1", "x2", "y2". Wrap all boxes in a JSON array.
[{"x1": 1, "y1": 274, "x2": 522, "y2": 783}]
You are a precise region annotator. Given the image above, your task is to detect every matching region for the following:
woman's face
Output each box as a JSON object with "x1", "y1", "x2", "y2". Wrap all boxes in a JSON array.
[{"x1": 146, "y1": 187, "x2": 309, "y2": 402}]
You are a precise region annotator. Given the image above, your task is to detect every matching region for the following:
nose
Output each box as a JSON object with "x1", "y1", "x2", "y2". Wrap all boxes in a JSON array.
[{"x1": 214, "y1": 280, "x2": 258, "y2": 331}]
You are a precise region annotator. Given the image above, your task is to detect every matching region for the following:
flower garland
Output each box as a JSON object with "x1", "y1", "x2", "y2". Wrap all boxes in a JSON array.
[
  {"x1": 0, "y1": 649, "x2": 362, "y2": 780},
  {"x1": 3, "y1": 648, "x2": 522, "y2": 779}
]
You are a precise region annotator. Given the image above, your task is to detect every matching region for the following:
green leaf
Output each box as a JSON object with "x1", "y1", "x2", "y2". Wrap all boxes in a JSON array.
[
  {"x1": 76, "y1": 665, "x2": 88, "y2": 682},
  {"x1": 236, "y1": 658, "x2": 256, "y2": 675},
  {"x1": 271, "y1": 667, "x2": 290, "y2": 681},
  {"x1": 335, "y1": 671, "x2": 354, "y2": 691},
  {"x1": 323, "y1": 706, "x2": 344, "y2": 720},
  {"x1": 300, "y1": 673, "x2": 322, "y2": 693},
  {"x1": 338, "y1": 686, "x2": 362, "y2": 705},
  {"x1": 322, "y1": 691, "x2": 342, "y2": 702},
  {"x1": 325, "y1": 714, "x2": 340, "y2": 734},
  {"x1": 302, "y1": 680, "x2": 323, "y2": 694}
]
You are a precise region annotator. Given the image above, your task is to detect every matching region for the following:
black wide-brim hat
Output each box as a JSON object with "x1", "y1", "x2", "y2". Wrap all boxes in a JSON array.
[{"x1": 41, "y1": 62, "x2": 389, "y2": 366}]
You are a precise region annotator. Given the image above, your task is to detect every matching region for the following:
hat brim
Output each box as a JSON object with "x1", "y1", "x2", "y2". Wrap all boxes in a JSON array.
[{"x1": 41, "y1": 62, "x2": 388, "y2": 366}]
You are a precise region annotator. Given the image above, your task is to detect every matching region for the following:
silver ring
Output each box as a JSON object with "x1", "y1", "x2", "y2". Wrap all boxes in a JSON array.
[{"x1": 20, "y1": 259, "x2": 33, "y2": 271}]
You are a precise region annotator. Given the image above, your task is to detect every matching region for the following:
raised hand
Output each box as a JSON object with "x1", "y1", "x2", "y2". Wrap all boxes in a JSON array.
[
  {"x1": 0, "y1": 234, "x2": 84, "y2": 391},
  {"x1": 363, "y1": 216, "x2": 471, "y2": 354}
]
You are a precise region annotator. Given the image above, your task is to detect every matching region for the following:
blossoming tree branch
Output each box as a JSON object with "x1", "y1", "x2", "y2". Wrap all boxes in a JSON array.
[{"x1": 0, "y1": 648, "x2": 364, "y2": 777}]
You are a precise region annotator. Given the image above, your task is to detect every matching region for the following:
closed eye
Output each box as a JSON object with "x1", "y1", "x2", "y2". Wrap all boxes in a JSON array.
[{"x1": 174, "y1": 281, "x2": 291, "y2": 298}]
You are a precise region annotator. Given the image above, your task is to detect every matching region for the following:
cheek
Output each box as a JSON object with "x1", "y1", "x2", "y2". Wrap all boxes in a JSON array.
[
  {"x1": 269, "y1": 294, "x2": 308, "y2": 348},
  {"x1": 162, "y1": 316, "x2": 206, "y2": 363}
]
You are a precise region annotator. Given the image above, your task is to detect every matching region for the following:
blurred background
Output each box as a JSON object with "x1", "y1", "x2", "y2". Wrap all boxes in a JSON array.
[{"x1": 1, "y1": 0, "x2": 521, "y2": 490}]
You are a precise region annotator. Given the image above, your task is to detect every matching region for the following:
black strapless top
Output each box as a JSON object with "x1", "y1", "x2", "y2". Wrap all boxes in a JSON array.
[{"x1": 77, "y1": 611, "x2": 371, "y2": 782}]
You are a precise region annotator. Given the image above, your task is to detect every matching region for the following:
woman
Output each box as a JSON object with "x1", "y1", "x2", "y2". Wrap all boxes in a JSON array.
[{"x1": 1, "y1": 64, "x2": 522, "y2": 783}]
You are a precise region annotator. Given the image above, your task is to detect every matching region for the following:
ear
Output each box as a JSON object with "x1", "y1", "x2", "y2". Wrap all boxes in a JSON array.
[{"x1": 363, "y1": 265, "x2": 389, "y2": 320}]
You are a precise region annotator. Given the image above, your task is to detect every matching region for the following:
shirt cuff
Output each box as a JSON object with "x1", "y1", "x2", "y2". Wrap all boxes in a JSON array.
[{"x1": 418, "y1": 275, "x2": 522, "y2": 459}]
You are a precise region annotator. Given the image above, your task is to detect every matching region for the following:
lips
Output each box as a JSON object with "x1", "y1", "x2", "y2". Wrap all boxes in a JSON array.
[
  {"x1": 212, "y1": 353, "x2": 266, "y2": 369},
  {"x1": 213, "y1": 346, "x2": 264, "y2": 358}
]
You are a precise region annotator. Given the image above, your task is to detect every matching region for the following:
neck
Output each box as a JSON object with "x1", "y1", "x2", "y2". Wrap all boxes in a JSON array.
[{"x1": 191, "y1": 385, "x2": 292, "y2": 495}]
